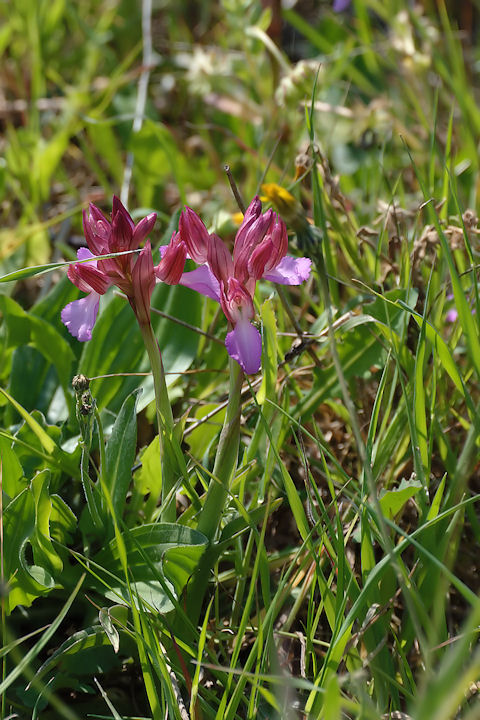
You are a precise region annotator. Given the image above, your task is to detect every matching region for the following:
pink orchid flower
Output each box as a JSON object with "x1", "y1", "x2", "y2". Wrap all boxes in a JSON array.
[
  {"x1": 177, "y1": 196, "x2": 311, "y2": 374},
  {"x1": 61, "y1": 196, "x2": 158, "y2": 340}
]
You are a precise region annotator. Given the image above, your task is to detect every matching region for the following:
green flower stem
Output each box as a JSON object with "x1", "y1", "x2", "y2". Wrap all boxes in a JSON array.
[
  {"x1": 196, "y1": 358, "x2": 244, "y2": 541},
  {"x1": 181, "y1": 359, "x2": 244, "y2": 633},
  {"x1": 139, "y1": 320, "x2": 177, "y2": 523}
]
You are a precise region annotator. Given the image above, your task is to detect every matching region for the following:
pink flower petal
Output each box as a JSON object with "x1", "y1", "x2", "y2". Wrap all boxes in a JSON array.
[
  {"x1": 132, "y1": 212, "x2": 157, "y2": 246},
  {"x1": 132, "y1": 242, "x2": 156, "y2": 325},
  {"x1": 67, "y1": 249, "x2": 112, "y2": 294},
  {"x1": 179, "y1": 206, "x2": 211, "y2": 264},
  {"x1": 155, "y1": 235, "x2": 187, "y2": 285},
  {"x1": 207, "y1": 233, "x2": 234, "y2": 286},
  {"x1": 263, "y1": 255, "x2": 312, "y2": 285},
  {"x1": 179, "y1": 264, "x2": 221, "y2": 302},
  {"x1": 225, "y1": 318, "x2": 262, "y2": 374},
  {"x1": 61, "y1": 292, "x2": 101, "y2": 341}
]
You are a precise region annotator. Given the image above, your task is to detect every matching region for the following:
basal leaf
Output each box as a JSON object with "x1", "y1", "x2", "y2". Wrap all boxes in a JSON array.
[
  {"x1": 3, "y1": 489, "x2": 52, "y2": 614},
  {"x1": 93, "y1": 523, "x2": 207, "y2": 613},
  {"x1": 0, "y1": 435, "x2": 25, "y2": 499},
  {"x1": 104, "y1": 389, "x2": 140, "y2": 530}
]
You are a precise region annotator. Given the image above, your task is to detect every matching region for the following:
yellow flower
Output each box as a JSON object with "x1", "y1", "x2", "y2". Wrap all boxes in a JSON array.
[{"x1": 260, "y1": 183, "x2": 311, "y2": 239}]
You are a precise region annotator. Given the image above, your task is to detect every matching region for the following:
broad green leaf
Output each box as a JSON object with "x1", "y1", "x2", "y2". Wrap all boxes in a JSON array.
[
  {"x1": 104, "y1": 389, "x2": 140, "y2": 528},
  {"x1": 297, "y1": 324, "x2": 384, "y2": 418},
  {"x1": 379, "y1": 477, "x2": 423, "y2": 520},
  {"x1": 258, "y1": 298, "x2": 278, "y2": 405},
  {"x1": 0, "y1": 573, "x2": 85, "y2": 693},
  {"x1": 427, "y1": 474, "x2": 447, "y2": 521},
  {"x1": 0, "y1": 294, "x2": 74, "y2": 395},
  {"x1": 32, "y1": 626, "x2": 121, "y2": 689},
  {"x1": 93, "y1": 523, "x2": 207, "y2": 612},
  {"x1": 362, "y1": 287, "x2": 418, "y2": 336},
  {"x1": 132, "y1": 435, "x2": 162, "y2": 523},
  {"x1": 186, "y1": 403, "x2": 226, "y2": 462},
  {"x1": 3, "y1": 470, "x2": 76, "y2": 615},
  {"x1": 324, "y1": 673, "x2": 341, "y2": 720},
  {"x1": 30, "y1": 470, "x2": 64, "y2": 575},
  {"x1": 3, "y1": 489, "x2": 52, "y2": 614},
  {"x1": 0, "y1": 435, "x2": 25, "y2": 499}
]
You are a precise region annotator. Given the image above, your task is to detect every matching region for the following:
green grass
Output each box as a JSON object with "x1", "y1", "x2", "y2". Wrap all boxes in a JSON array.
[{"x1": 1, "y1": 0, "x2": 480, "y2": 717}]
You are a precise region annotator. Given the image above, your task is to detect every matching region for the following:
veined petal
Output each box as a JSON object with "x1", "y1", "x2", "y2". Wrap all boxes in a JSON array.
[
  {"x1": 221, "y1": 276, "x2": 254, "y2": 325},
  {"x1": 132, "y1": 241, "x2": 156, "y2": 324},
  {"x1": 112, "y1": 207, "x2": 134, "y2": 251},
  {"x1": 61, "y1": 292, "x2": 101, "y2": 341},
  {"x1": 233, "y1": 205, "x2": 274, "y2": 283},
  {"x1": 67, "y1": 249, "x2": 112, "y2": 294},
  {"x1": 112, "y1": 196, "x2": 135, "y2": 231},
  {"x1": 225, "y1": 319, "x2": 262, "y2": 374},
  {"x1": 247, "y1": 238, "x2": 273, "y2": 280},
  {"x1": 179, "y1": 206, "x2": 211, "y2": 264},
  {"x1": 155, "y1": 236, "x2": 187, "y2": 285},
  {"x1": 207, "y1": 233, "x2": 234, "y2": 286},
  {"x1": 132, "y1": 212, "x2": 157, "y2": 246},
  {"x1": 263, "y1": 255, "x2": 312, "y2": 285},
  {"x1": 179, "y1": 264, "x2": 221, "y2": 302},
  {"x1": 83, "y1": 206, "x2": 111, "y2": 255}
]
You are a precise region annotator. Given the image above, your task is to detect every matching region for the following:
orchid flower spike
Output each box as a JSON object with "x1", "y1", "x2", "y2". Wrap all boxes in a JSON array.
[
  {"x1": 178, "y1": 196, "x2": 311, "y2": 374},
  {"x1": 61, "y1": 197, "x2": 157, "y2": 340}
]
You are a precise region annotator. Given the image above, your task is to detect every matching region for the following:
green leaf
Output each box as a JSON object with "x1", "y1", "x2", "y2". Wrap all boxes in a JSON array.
[
  {"x1": 0, "y1": 435, "x2": 25, "y2": 499},
  {"x1": 379, "y1": 477, "x2": 423, "y2": 520},
  {"x1": 30, "y1": 470, "x2": 64, "y2": 575},
  {"x1": 132, "y1": 435, "x2": 162, "y2": 523},
  {"x1": 3, "y1": 489, "x2": 52, "y2": 614},
  {"x1": 6, "y1": 401, "x2": 80, "y2": 479},
  {"x1": 32, "y1": 626, "x2": 120, "y2": 688},
  {"x1": 93, "y1": 523, "x2": 207, "y2": 613},
  {"x1": 3, "y1": 470, "x2": 76, "y2": 615},
  {"x1": 0, "y1": 294, "x2": 74, "y2": 396},
  {"x1": 104, "y1": 389, "x2": 140, "y2": 527},
  {"x1": 99, "y1": 607, "x2": 120, "y2": 653}
]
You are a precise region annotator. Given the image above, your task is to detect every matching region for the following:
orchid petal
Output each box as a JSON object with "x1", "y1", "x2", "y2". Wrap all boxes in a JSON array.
[
  {"x1": 112, "y1": 207, "x2": 134, "y2": 251},
  {"x1": 112, "y1": 196, "x2": 135, "y2": 231},
  {"x1": 132, "y1": 242, "x2": 156, "y2": 324},
  {"x1": 77, "y1": 247, "x2": 95, "y2": 262},
  {"x1": 263, "y1": 255, "x2": 312, "y2": 285},
  {"x1": 132, "y1": 212, "x2": 157, "y2": 246},
  {"x1": 179, "y1": 206, "x2": 211, "y2": 264},
  {"x1": 179, "y1": 264, "x2": 221, "y2": 302},
  {"x1": 67, "y1": 249, "x2": 112, "y2": 294},
  {"x1": 225, "y1": 318, "x2": 262, "y2": 374},
  {"x1": 155, "y1": 236, "x2": 187, "y2": 285},
  {"x1": 61, "y1": 292, "x2": 101, "y2": 341},
  {"x1": 207, "y1": 233, "x2": 234, "y2": 286},
  {"x1": 83, "y1": 206, "x2": 111, "y2": 255}
]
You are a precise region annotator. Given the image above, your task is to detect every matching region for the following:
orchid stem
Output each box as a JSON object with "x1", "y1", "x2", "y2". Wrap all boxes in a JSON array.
[
  {"x1": 182, "y1": 358, "x2": 243, "y2": 631},
  {"x1": 196, "y1": 358, "x2": 243, "y2": 541},
  {"x1": 139, "y1": 320, "x2": 177, "y2": 523}
]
